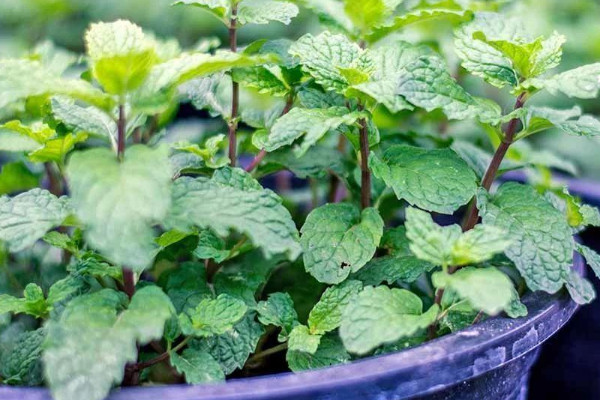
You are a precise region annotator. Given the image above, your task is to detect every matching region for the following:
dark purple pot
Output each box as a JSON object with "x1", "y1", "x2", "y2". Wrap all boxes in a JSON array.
[{"x1": 0, "y1": 254, "x2": 584, "y2": 400}]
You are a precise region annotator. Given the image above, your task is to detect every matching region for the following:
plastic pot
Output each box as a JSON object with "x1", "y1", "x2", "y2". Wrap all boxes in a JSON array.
[{"x1": 0, "y1": 253, "x2": 584, "y2": 400}]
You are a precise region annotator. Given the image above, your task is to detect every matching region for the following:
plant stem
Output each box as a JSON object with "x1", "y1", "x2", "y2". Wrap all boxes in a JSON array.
[
  {"x1": 328, "y1": 135, "x2": 347, "y2": 203},
  {"x1": 246, "y1": 343, "x2": 288, "y2": 365},
  {"x1": 460, "y1": 92, "x2": 528, "y2": 234},
  {"x1": 228, "y1": 4, "x2": 239, "y2": 167},
  {"x1": 358, "y1": 108, "x2": 371, "y2": 209},
  {"x1": 131, "y1": 337, "x2": 191, "y2": 372},
  {"x1": 44, "y1": 162, "x2": 62, "y2": 196},
  {"x1": 122, "y1": 269, "x2": 136, "y2": 299},
  {"x1": 428, "y1": 92, "x2": 528, "y2": 339},
  {"x1": 246, "y1": 94, "x2": 294, "y2": 173},
  {"x1": 117, "y1": 105, "x2": 126, "y2": 162}
]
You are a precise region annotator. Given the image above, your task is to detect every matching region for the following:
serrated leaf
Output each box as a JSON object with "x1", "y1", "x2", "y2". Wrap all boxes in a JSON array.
[
  {"x1": 286, "y1": 333, "x2": 350, "y2": 372},
  {"x1": 0, "y1": 283, "x2": 48, "y2": 318},
  {"x1": 179, "y1": 294, "x2": 247, "y2": 337},
  {"x1": 67, "y1": 146, "x2": 172, "y2": 271},
  {"x1": 454, "y1": 12, "x2": 526, "y2": 88},
  {"x1": 343, "y1": 0, "x2": 389, "y2": 34},
  {"x1": 340, "y1": 286, "x2": 439, "y2": 354},
  {"x1": 396, "y1": 54, "x2": 501, "y2": 121},
  {"x1": 167, "y1": 168, "x2": 300, "y2": 260},
  {"x1": 265, "y1": 107, "x2": 366, "y2": 156},
  {"x1": 256, "y1": 292, "x2": 298, "y2": 340},
  {"x1": 169, "y1": 348, "x2": 225, "y2": 384},
  {"x1": 173, "y1": 0, "x2": 230, "y2": 25},
  {"x1": 51, "y1": 97, "x2": 117, "y2": 143},
  {"x1": 522, "y1": 106, "x2": 600, "y2": 138},
  {"x1": 288, "y1": 325, "x2": 321, "y2": 354},
  {"x1": 576, "y1": 244, "x2": 600, "y2": 280},
  {"x1": 44, "y1": 288, "x2": 171, "y2": 400},
  {"x1": 477, "y1": 182, "x2": 574, "y2": 293},
  {"x1": 265, "y1": 146, "x2": 345, "y2": 179},
  {"x1": 451, "y1": 141, "x2": 521, "y2": 178},
  {"x1": 0, "y1": 189, "x2": 71, "y2": 252},
  {"x1": 85, "y1": 20, "x2": 157, "y2": 95},
  {"x1": 289, "y1": 32, "x2": 372, "y2": 94},
  {"x1": 28, "y1": 132, "x2": 88, "y2": 163},
  {"x1": 565, "y1": 269, "x2": 596, "y2": 305},
  {"x1": 300, "y1": 204, "x2": 383, "y2": 284},
  {"x1": 0, "y1": 328, "x2": 45, "y2": 386},
  {"x1": 238, "y1": 0, "x2": 299, "y2": 25},
  {"x1": 233, "y1": 66, "x2": 289, "y2": 96},
  {"x1": 0, "y1": 59, "x2": 113, "y2": 111},
  {"x1": 162, "y1": 261, "x2": 212, "y2": 313},
  {"x1": 369, "y1": 7, "x2": 472, "y2": 43},
  {"x1": 0, "y1": 120, "x2": 55, "y2": 143},
  {"x1": 190, "y1": 312, "x2": 264, "y2": 374},
  {"x1": 193, "y1": 230, "x2": 230, "y2": 263},
  {"x1": 526, "y1": 63, "x2": 600, "y2": 99},
  {"x1": 173, "y1": 134, "x2": 229, "y2": 169},
  {"x1": 307, "y1": 280, "x2": 363, "y2": 335},
  {"x1": 370, "y1": 145, "x2": 477, "y2": 214},
  {"x1": 432, "y1": 267, "x2": 515, "y2": 315}
]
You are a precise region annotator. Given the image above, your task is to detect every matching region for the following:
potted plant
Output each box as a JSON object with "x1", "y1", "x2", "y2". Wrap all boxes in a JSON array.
[{"x1": 1, "y1": 1, "x2": 600, "y2": 400}]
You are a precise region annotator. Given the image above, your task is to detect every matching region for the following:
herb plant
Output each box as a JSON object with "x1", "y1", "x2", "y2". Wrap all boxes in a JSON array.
[{"x1": 1, "y1": 1, "x2": 600, "y2": 400}]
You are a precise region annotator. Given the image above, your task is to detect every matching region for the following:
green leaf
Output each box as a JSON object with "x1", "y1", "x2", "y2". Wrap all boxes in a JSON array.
[
  {"x1": 256, "y1": 292, "x2": 298, "y2": 340},
  {"x1": 288, "y1": 325, "x2": 321, "y2": 354},
  {"x1": 238, "y1": 0, "x2": 299, "y2": 25},
  {"x1": 343, "y1": 0, "x2": 389, "y2": 34},
  {"x1": 51, "y1": 97, "x2": 117, "y2": 144},
  {"x1": 522, "y1": 106, "x2": 600, "y2": 138},
  {"x1": 265, "y1": 146, "x2": 345, "y2": 179},
  {"x1": 454, "y1": 12, "x2": 525, "y2": 88},
  {"x1": 85, "y1": 20, "x2": 157, "y2": 95},
  {"x1": 348, "y1": 41, "x2": 426, "y2": 113},
  {"x1": 47, "y1": 276, "x2": 87, "y2": 307},
  {"x1": 265, "y1": 107, "x2": 366, "y2": 156},
  {"x1": 167, "y1": 168, "x2": 301, "y2": 260},
  {"x1": 369, "y1": 7, "x2": 472, "y2": 43},
  {"x1": 179, "y1": 294, "x2": 247, "y2": 337},
  {"x1": 432, "y1": 267, "x2": 515, "y2": 315},
  {"x1": 576, "y1": 244, "x2": 600, "y2": 280},
  {"x1": 169, "y1": 348, "x2": 225, "y2": 384},
  {"x1": 340, "y1": 286, "x2": 439, "y2": 354},
  {"x1": 162, "y1": 261, "x2": 212, "y2": 313},
  {"x1": 289, "y1": 32, "x2": 372, "y2": 94},
  {"x1": 526, "y1": 63, "x2": 600, "y2": 99},
  {"x1": 477, "y1": 182, "x2": 574, "y2": 293},
  {"x1": 0, "y1": 120, "x2": 55, "y2": 143},
  {"x1": 396, "y1": 54, "x2": 501, "y2": 121},
  {"x1": 44, "y1": 288, "x2": 171, "y2": 400},
  {"x1": 233, "y1": 66, "x2": 289, "y2": 97},
  {"x1": 565, "y1": 269, "x2": 595, "y2": 305},
  {"x1": 451, "y1": 141, "x2": 521, "y2": 178},
  {"x1": 0, "y1": 189, "x2": 71, "y2": 252},
  {"x1": 67, "y1": 146, "x2": 172, "y2": 271},
  {"x1": 286, "y1": 333, "x2": 350, "y2": 372},
  {"x1": 0, "y1": 162, "x2": 39, "y2": 196},
  {"x1": 0, "y1": 283, "x2": 48, "y2": 318},
  {"x1": 0, "y1": 328, "x2": 45, "y2": 386},
  {"x1": 173, "y1": 0, "x2": 230, "y2": 25},
  {"x1": 173, "y1": 134, "x2": 229, "y2": 169},
  {"x1": 28, "y1": 132, "x2": 88, "y2": 163},
  {"x1": 370, "y1": 145, "x2": 478, "y2": 214},
  {"x1": 190, "y1": 312, "x2": 264, "y2": 374},
  {"x1": 307, "y1": 280, "x2": 363, "y2": 335},
  {"x1": 300, "y1": 204, "x2": 384, "y2": 284},
  {"x1": 0, "y1": 59, "x2": 113, "y2": 111}
]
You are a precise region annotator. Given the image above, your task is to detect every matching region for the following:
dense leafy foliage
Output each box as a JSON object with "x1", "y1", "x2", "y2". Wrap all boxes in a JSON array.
[{"x1": 1, "y1": 2, "x2": 600, "y2": 400}]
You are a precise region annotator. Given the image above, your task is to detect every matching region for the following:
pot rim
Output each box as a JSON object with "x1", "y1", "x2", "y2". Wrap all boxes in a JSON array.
[{"x1": 0, "y1": 253, "x2": 585, "y2": 400}]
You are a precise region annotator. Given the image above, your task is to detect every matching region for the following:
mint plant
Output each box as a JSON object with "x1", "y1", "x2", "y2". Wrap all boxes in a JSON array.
[{"x1": 1, "y1": 2, "x2": 600, "y2": 400}]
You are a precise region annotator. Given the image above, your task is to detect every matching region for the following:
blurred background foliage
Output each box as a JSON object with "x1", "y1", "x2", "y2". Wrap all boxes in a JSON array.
[{"x1": 0, "y1": 0, "x2": 599, "y2": 178}]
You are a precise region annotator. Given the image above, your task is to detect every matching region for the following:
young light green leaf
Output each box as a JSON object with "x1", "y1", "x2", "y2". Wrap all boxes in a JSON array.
[
  {"x1": 67, "y1": 146, "x2": 172, "y2": 271},
  {"x1": 190, "y1": 313, "x2": 264, "y2": 374},
  {"x1": 172, "y1": 0, "x2": 230, "y2": 25},
  {"x1": 85, "y1": 20, "x2": 157, "y2": 95},
  {"x1": 169, "y1": 348, "x2": 225, "y2": 384},
  {"x1": 432, "y1": 267, "x2": 515, "y2": 315},
  {"x1": 0, "y1": 162, "x2": 39, "y2": 196},
  {"x1": 307, "y1": 280, "x2": 363, "y2": 335},
  {"x1": 265, "y1": 107, "x2": 366, "y2": 157},
  {"x1": 28, "y1": 132, "x2": 88, "y2": 163},
  {"x1": 288, "y1": 325, "x2": 321, "y2": 354},
  {"x1": 300, "y1": 204, "x2": 384, "y2": 284},
  {"x1": 340, "y1": 286, "x2": 439, "y2": 354},
  {"x1": 289, "y1": 32, "x2": 372, "y2": 93},
  {"x1": 0, "y1": 189, "x2": 71, "y2": 253},
  {"x1": 526, "y1": 63, "x2": 600, "y2": 99},
  {"x1": 167, "y1": 168, "x2": 301, "y2": 260},
  {"x1": 0, "y1": 283, "x2": 48, "y2": 318},
  {"x1": 286, "y1": 333, "x2": 350, "y2": 372},
  {"x1": 179, "y1": 294, "x2": 247, "y2": 337},
  {"x1": 370, "y1": 145, "x2": 478, "y2": 214},
  {"x1": 343, "y1": 0, "x2": 390, "y2": 34},
  {"x1": 0, "y1": 59, "x2": 113, "y2": 111},
  {"x1": 477, "y1": 182, "x2": 574, "y2": 293},
  {"x1": 256, "y1": 292, "x2": 298, "y2": 340},
  {"x1": 238, "y1": 0, "x2": 299, "y2": 25},
  {"x1": 565, "y1": 269, "x2": 596, "y2": 305}
]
